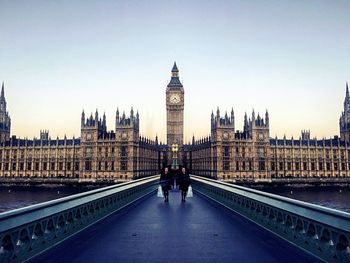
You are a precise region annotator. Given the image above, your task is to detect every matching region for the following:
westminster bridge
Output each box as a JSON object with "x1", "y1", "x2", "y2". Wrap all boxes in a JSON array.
[{"x1": 0, "y1": 175, "x2": 349, "y2": 263}]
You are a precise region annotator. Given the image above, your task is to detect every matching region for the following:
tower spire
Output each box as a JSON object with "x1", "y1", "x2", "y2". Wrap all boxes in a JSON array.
[
  {"x1": 346, "y1": 81, "x2": 349, "y2": 98},
  {"x1": 171, "y1": 62, "x2": 179, "y2": 78},
  {"x1": 1, "y1": 81, "x2": 4, "y2": 98},
  {"x1": 172, "y1": 62, "x2": 178, "y2": 73},
  {"x1": 167, "y1": 62, "x2": 183, "y2": 89}
]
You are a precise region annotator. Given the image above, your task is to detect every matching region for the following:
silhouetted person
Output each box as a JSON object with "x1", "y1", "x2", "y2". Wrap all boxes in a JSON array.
[
  {"x1": 160, "y1": 167, "x2": 172, "y2": 202},
  {"x1": 178, "y1": 166, "x2": 191, "y2": 202}
]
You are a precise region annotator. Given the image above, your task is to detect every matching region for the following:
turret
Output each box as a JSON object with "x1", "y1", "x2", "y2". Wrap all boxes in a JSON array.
[
  {"x1": 340, "y1": 82, "x2": 350, "y2": 143},
  {"x1": 0, "y1": 81, "x2": 11, "y2": 142},
  {"x1": 265, "y1": 110, "x2": 269, "y2": 126},
  {"x1": 244, "y1": 112, "x2": 248, "y2": 131},
  {"x1": 130, "y1": 107, "x2": 134, "y2": 119},
  {"x1": 81, "y1": 109, "x2": 85, "y2": 127},
  {"x1": 95, "y1": 109, "x2": 99, "y2": 124},
  {"x1": 103, "y1": 112, "x2": 106, "y2": 127}
]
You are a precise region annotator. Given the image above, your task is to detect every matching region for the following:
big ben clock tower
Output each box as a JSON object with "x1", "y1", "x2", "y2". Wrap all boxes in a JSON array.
[{"x1": 166, "y1": 62, "x2": 184, "y2": 148}]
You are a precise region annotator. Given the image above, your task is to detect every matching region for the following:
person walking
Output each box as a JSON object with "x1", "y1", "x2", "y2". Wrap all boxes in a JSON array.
[
  {"x1": 160, "y1": 167, "x2": 172, "y2": 202},
  {"x1": 178, "y1": 166, "x2": 191, "y2": 202}
]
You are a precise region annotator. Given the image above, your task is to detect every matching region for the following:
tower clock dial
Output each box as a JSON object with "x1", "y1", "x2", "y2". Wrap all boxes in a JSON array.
[{"x1": 170, "y1": 94, "x2": 180, "y2": 104}]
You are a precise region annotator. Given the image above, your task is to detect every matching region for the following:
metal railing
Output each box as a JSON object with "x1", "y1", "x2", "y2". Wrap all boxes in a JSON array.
[
  {"x1": 191, "y1": 175, "x2": 350, "y2": 263},
  {"x1": 0, "y1": 175, "x2": 159, "y2": 263}
]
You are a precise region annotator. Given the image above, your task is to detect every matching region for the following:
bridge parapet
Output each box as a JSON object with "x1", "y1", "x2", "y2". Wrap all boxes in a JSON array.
[
  {"x1": 0, "y1": 175, "x2": 159, "y2": 263},
  {"x1": 192, "y1": 175, "x2": 350, "y2": 263}
]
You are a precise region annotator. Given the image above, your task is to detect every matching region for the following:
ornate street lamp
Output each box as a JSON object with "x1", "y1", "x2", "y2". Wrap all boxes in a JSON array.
[{"x1": 171, "y1": 143, "x2": 178, "y2": 170}]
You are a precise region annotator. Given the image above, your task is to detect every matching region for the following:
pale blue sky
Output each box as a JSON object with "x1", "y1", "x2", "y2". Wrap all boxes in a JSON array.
[{"x1": 0, "y1": 0, "x2": 349, "y2": 142}]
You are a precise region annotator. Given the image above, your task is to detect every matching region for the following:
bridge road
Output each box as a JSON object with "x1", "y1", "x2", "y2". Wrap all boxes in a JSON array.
[{"x1": 30, "y1": 191, "x2": 319, "y2": 263}]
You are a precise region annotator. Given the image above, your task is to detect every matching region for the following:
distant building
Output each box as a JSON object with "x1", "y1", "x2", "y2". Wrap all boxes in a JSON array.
[
  {"x1": 186, "y1": 83, "x2": 350, "y2": 181},
  {"x1": 0, "y1": 67, "x2": 349, "y2": 182},
  {"x1": 0, "y1": 84, "x2": 166, "y2": 181}
]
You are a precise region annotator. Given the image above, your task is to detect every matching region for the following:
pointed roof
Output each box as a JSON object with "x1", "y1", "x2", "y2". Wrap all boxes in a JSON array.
[
  {"x1": 172, "y1": 62, "x2": 179, "y2": 72},
  {"x1": 347, "y1": 81, "x2": 349, "y2": 98},
  {"x1": 167, "y1": 62, "x2": 183, "y2": 89},
  {"x1": 1, "y1": 81, "x2": 4, "y2": 98}
]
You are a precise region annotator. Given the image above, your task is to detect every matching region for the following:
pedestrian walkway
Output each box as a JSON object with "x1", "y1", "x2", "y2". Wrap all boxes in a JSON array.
[{"x1": 31, "y1": 190, "x2": 318, "y2": 263}]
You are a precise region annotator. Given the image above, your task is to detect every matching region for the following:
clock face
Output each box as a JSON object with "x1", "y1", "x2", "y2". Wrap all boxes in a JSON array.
[{"x1": 170, "y1": 94, "x2": 180, "y2": 104}]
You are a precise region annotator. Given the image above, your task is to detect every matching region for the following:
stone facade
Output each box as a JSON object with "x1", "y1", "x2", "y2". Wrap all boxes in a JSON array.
[
  {"x1": 0, "y1": 82, "x2": 166, "y2": 181},
  {"x1": 187, "y1": 83, "x2": 350, "y2": 181},
  {"x1": 0, "y1": 68, "x2": 349, "y2": 182}
]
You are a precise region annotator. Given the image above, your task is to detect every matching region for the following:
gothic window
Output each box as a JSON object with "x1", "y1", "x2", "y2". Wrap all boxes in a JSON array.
[
  {"x1": 120, "y1": 146, "x2": 127, "y2": 157},
  {"x1": 303, "y1": 162, "x2": 307, "y2": 171},
  {"x1": 86, "y1": 147, "x2": 92, "y2": 158},
  {"x1": 287, "y1": 162, "x2": 291, "y2": 171},
  {"x1": 75, "y1": 162, "x2": 79, "y2": 171},
  {"x1": 326, "y1": 162, "x2": 331, "y2": 171},
  {"x1": 50, "y1": 162, "x2": 55, "y2": 171},
  {"x1": 258, "y1": 161, "x2": 265, "y2": 171},
  {"x1": 279, "y1": 162, "x2": 283, "y2": 171},
  {"x1": 258, "y1": 147, "x2": 264, "y2": 156},
  {"x1": 223, "y1": 146, "x2": 229, "y2": 157},
  {"x1": 67, "y1": 162, "x2": 71, "y2": 171},
  {"x1": 334, "y1": 162, "x2": 338, "y2": 170},
  {"x1": 85, "y1": 160, "x2": 92, "y2": 171},
  {"x1": 341, "y1": 163, "x2": 346, "y2": 171},
  {"x1": 59, "y1": 162, "x2": 63, "y2": 171},
  {"x1": 121, "y1": 161, "x2": 127, "y2": 171},
  {"x1": 271, "y1": 162, "x2": 275, "y2": 171},
  {"x1": 295, "y1": 162, "x2": 300, "y2": 170},
  {"x1": 28, "y1": 162, "x2": 32, "y2": 171},
  {"x1": 311, "y1": 163, "x2": 315, "y2": 171},
  {"x1": 35, "y1": 163, "x2": 39, "y2": 171},
  {"x1": 319, "y1": 162, "x2": 323, "y2": 170}
]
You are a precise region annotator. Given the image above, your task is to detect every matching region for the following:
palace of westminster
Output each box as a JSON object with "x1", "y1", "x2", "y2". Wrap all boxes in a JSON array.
[{"x1": 1, "y1": 64, "x2": 350, "y2": 182}]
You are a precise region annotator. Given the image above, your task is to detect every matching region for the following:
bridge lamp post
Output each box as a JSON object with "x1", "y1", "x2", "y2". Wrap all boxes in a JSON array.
[{"x1": 171, "y1": 143, "x2": 178, "y2": 170}]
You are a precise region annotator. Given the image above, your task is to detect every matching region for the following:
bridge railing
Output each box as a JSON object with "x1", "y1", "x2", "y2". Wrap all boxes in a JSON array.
[
  {"x1": 191, "y1": 175, "x2": 350, "y2": 263},
  {"x1": 0, "y1": 175, "x2": 159, "y2": 263}
]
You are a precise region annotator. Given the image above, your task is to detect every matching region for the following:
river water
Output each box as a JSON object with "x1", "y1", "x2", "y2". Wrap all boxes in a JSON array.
[
  {"x1": 254, "y1": 185, "x2": 350, "y2": 213},
  {"x1": 0, "y1": 186, "x2": 92, "y2": 213},
  {"x1": 0, "y1": 185, "x2": 349, "y2": 213}
]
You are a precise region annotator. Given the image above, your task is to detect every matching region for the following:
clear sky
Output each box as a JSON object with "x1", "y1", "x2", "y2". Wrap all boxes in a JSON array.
[{"x1": 1, "y1": 0, "x2": 349, "y2": 143}]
